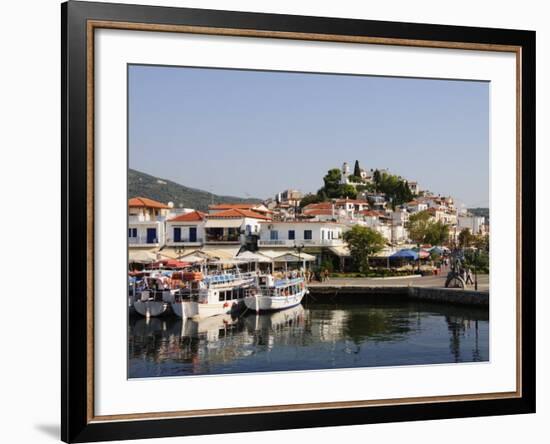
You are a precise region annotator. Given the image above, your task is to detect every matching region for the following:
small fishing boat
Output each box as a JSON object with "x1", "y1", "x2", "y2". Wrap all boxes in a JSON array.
[{"x1": 243, "y1": 274, "x2": 308, "y2": 312}]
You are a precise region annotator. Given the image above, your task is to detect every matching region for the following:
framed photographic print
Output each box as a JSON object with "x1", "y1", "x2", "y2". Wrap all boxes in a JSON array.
[{"x1": 61, "y1": 1, "x2": 536, "y2": 442}]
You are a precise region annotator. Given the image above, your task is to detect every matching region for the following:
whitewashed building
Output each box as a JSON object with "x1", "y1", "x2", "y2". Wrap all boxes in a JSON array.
[
  {"x1": 258, "y1": 221, "x2": 345, "y2": 248},
  {"x1": 165, "y1": 210, "x2": 206, "y2": 247},
  {"x1": 128, "y1": 197, "x2": 170, "y2": 247},
  {"x1": 457, "y1": 215, "x2": 486, "y2": 235},
  {"x1": 205, "y1": 208, "x2": 271, "y2": 244}
]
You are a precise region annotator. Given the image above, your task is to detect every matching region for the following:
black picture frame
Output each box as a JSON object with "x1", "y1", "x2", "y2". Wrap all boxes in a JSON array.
[{"x1": 62, "y1": 1, "x2": 536, "y2": 442}]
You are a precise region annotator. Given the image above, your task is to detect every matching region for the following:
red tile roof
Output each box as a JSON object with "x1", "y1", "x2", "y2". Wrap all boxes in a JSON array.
[
  {"x1": 209, "y1": 203, "x2": 262, "y2": 210},
  {"x1": 129, "y1": 197, "x2": 169, "y2": 209},
  {"x1": 208, "y1": 208, "x2": 271, "y2": 220},
  {"x1": 303, "y1": 202, "x2": 333, "y2": 210},
  {"x1": 302, "y1": 209, "x2": 335, "y2": 216},
  {"x1": 168, "y1": 210, "x2": 206, "y2": 222}
]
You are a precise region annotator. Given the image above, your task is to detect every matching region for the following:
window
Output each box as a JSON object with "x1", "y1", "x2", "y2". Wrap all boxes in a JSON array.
[
  {"x1": 173, "y1": 227, "x2": 181, "y2": 242},
  {"x1": 304, "y1": 230, "x2": 312, "y2": 240},
  {"x1": 128, "y1": 228, "x2": 137, "y2": 238},
  {"x1": 218, "y1": 291, "x2": 225, "y2": 302},
  {"x1": 321, "y1": 230, "x2": 325, "y2": 240},
  {"x1": 288, "y1": 230, "x2": 295, "y2": 240},
  {"x1": 270, "y1": 230, "x2": 278, "y2": 240}
]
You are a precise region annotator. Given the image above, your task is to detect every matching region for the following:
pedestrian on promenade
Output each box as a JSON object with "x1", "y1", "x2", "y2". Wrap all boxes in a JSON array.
[
  {"x1": 323, "y1": 269, "x2": 330, "y2": 282},
  {"x1": 466, "y1": 268, "x2": 474, "y2": 285}
]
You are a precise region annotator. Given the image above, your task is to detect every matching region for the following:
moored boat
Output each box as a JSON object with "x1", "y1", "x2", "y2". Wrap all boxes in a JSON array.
[
  {"x1": 133, "y1": 274, "x2": 176, "y2": 318},
  {"x1": 171, "y1": 268, "x2": 256, "y2": 320},
  {"x1": 243, "y1": 275, "x2": 308, "y2": 312}
]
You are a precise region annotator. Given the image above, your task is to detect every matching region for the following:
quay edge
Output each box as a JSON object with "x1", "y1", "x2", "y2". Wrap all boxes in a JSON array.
[{"x1": 307, "y1": 285, "x2": 489, "y2": 307}]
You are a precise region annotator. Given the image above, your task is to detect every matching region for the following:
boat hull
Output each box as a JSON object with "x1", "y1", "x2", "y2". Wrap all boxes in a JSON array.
[
  {"x1": 134, "y1": 300, "x2": 170, "y2": 317},
  {"x1": 172, "y1": 299, "x2": 245, "y2": 319},
  {"x1": 244, "y1": 291, "x2": 306, "y2": 312}
]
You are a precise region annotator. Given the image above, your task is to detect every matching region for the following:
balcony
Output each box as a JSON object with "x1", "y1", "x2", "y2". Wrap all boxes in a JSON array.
[
  {"x1": 258, "y1": 239, "x2": 344, "y2": 247},
  {"x1": 128, "y1": 236, "x2": 160, "y2": 246},
  {"x1": 128, "y1": 215, "x2": 165, "y2": 223},
  {"x1": 166, "y1": 238, "x2": 204, "y2": 246}
]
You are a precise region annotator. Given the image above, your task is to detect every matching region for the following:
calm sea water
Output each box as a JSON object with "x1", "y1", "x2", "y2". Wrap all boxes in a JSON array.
[{"x1": 128, "y1": 300, "x2": 489, "y2": 378}]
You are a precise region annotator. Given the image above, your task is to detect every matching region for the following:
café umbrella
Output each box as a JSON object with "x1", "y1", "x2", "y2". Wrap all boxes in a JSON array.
[{"x1": 390, "y1": 249, "x2": 419, "y2": 260}]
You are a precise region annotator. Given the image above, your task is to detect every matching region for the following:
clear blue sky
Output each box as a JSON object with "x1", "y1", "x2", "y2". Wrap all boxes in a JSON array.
[{"x1": 129, "y1": 65, "x2": 489, "y2": 207}]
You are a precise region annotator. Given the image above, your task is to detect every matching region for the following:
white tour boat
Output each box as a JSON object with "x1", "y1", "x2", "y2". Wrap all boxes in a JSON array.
[
  {"x1": 243, "y1": 274, "x2": 308, "y2": 312},
  {"x1": 171, "y1": 270, "x2": 256, "y2": 320},
  {"x1": 133, "y1": 274, "x2": 176, "y2": 318}
]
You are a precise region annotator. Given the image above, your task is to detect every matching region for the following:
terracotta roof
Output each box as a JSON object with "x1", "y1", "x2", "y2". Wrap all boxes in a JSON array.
[
  {"x1": 303, "y1": 202, "x2": 332, "y2": 210},
  {"x1": 209, "y1": 203, "x2": 263, "y2": 210},
  {"x1": 302, "y1": 209, "x2": 335, "y2": 216},
  {"x1": 260, "y1": 220, "x2": 344, "y2": 225},
  {"x1": 129, "y1": 197, "x2": 169, "y2": 209},
  {"x1": 360, "y1": 210, "x2": 386, "y2": 217},
  {"x1": 168, "y1": 210, "x2": 206, "y2": 222},
  {"x1": 208, "y1": 208, "x2": 271, "y2": 220}
]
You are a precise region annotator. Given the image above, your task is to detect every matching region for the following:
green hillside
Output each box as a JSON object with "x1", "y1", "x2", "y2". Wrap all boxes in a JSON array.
[{"x1": 128, "y1": 169, "x2": 262, "y2": 212}]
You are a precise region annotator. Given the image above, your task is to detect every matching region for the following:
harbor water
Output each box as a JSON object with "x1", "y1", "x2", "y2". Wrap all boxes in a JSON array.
[{"x1": 128, "y1": 299, "x2": 489, "y2": 378}]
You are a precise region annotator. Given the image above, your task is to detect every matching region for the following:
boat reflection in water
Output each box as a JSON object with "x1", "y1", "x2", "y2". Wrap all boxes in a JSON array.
[{"x1": 128, "y1": 301, "x2": 489, "y2": 378}]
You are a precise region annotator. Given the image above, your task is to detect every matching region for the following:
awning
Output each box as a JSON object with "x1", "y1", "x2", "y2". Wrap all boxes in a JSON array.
[
  {"x1": 179, "y1": 253, "x2": 208, "y2": 263},
  {"x1": 158, "y1": 247, "x2": 194, "y2": 259},
  {"x1": 259, "y1": 250, "x2": 316, "y2": 262},
  {"x1": 328, "y1": 245, "x2": 350, "y2": 257},
  {"x1": 200, "y1": 245, "x2": 241, "y2": 259},
  {"x1": 128, "y1": 249, "x2": 158, "y2": 263},
  {"x1": 236, "y1": 250, "x2": 273, "y2": 263},
  {"x1": 205, "y1": 219, "x2": 243, "y2": 228},
  {"x1": 391, "y1": 249, "x2": 419, "y2": 260}
]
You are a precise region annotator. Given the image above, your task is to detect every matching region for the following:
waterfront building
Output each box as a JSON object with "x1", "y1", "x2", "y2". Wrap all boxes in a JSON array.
[
  {"x1": 258, "y1": 220, "x2": 347, "y2": 266},
  {"x1": 258, "y1": 221, "x2": 344, "y2": 248},
  {"x1": 205, "y1": 208, "x2": 271, "y2": 246},
  {"x1": 165, "y1": 210, "x2": 206, "y2": 247},
  {"x1": 128, "y1": 197, "x2": 170, "y2": 247}
]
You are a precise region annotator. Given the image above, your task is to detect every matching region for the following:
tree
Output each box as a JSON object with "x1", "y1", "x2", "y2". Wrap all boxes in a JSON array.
[
  {"x1": 458, "y1": 228, "x2": 474, "y2": 248},
  {"x1": 424, "y1": 221, "x2": 449, "y2": 246},
  {"x1": 343, "y1": 225, "x2": 386, "y2": 273},
  {"x1": 407, "y1": 211, "x2": 449, "y2": 245},
  {"x1": 406, "y1": 211, "x2": 432, "y2": 243},
  {"x1": 339, "y1": 184, "x2": 358, "y2": 199},
  {"x1": 472, "y1": 233, "x2": 489, "y2": 251},
  {"x1": 372, "y1": 169, "x2": 381, "y2": 192},
  {"x1": 353, "y1": 160, "x2": 362, "y2": 177},
  {"x1": 321, "y1": 168, "x2": 342, "y2": 198}
]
